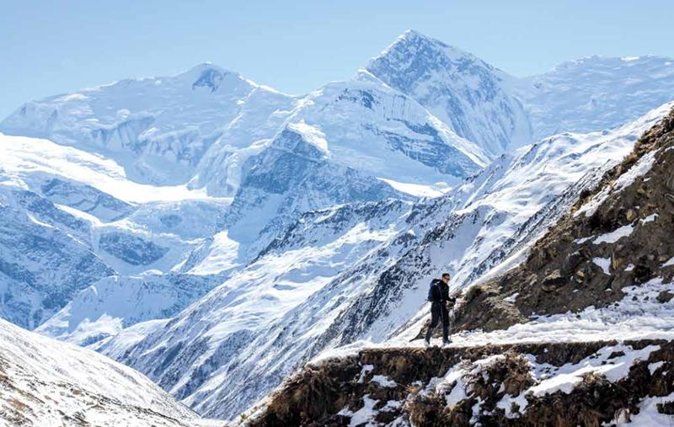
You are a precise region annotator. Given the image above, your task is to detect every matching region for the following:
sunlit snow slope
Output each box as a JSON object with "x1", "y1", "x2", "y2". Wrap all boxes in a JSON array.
[{"x1": 0, "y1": 318, "x2": 206, "y2": 426}]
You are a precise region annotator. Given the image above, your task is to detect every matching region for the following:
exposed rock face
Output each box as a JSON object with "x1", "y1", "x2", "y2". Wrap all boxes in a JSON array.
[
  {"x1": 250, "y1": 340, "x2": 674, "y2": 427},
  {"x1": 0, "y1": 185, "x2": 114, "y2": 328},
  {"x1": 455, "y1": 108, "x2": 674, "y2": 332}
]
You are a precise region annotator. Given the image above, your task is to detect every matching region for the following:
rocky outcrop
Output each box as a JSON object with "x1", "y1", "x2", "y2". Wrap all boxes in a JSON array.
[
  {"x1": 455, "y1": 108, "x2": 674, "y2": 332},
  {"x1": 250, "y1": 340, "x2": 674, "y2": 427}
]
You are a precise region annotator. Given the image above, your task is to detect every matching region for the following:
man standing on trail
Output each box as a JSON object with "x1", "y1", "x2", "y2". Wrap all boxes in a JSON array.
[{"x1": 424, "y1": 273, "x2": 456, "y2": 347}]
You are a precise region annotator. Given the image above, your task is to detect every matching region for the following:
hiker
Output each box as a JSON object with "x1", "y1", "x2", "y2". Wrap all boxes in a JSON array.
[{"x1": 424, "y1": 273, "x2": 456, "y2": 347}]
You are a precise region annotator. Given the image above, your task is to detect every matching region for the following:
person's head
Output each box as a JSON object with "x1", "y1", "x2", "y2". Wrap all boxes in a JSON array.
[{"x1": 441, "y1": 273, "x2": 450, "y2": 284}]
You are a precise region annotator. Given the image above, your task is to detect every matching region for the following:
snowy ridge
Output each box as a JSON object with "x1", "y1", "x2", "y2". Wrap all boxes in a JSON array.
[
  {"x1": 1, "y1": 64, "x2": 296, "y2": 189},
  {"x1": 0, "y1": 132, "x2": 230, "y2": 330}
]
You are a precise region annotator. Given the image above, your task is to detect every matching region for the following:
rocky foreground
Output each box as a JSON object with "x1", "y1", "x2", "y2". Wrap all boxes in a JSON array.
[{"x1": 250, "y1": 340, "x2": 674, "y2": 426}]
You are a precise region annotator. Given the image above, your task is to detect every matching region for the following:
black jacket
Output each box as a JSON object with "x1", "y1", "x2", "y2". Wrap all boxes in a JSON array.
[{"x1": 429, "y1": 279, "x2": 454, "y2": 304}]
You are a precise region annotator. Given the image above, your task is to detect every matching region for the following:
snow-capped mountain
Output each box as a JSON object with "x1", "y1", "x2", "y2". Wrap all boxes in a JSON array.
[
  {"x1": 0, "y1": 46, "x2": 495, "y2": 334},
  {"x1": 366, "y1": 30, "x2": 532, "y2": 157},
  {"x1": 1, "y1": 56, "x2": 489, "y2": 197},
  {"x1": 0, "y1": 318, "x2": 206, "y2": 426},
  {"x1": 0, "y1": 63, "x2": 295, "y2": 189},
  {"x1": 2, "y1": 28, "x2": 674, "y2": 424}
]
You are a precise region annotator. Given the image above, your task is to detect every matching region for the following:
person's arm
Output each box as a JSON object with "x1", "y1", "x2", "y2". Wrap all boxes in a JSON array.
[{"x1": 446, "y1": 289, "x2": 460, "y2": 307}]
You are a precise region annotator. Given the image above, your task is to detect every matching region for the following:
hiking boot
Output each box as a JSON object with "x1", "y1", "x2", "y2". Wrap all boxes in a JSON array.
[
  {"x1": 442, "y1": 339, "x2": 451, "y2": 347},
  {"x1": 424, "y1": 339, "x2": 431, "y2": 347}
]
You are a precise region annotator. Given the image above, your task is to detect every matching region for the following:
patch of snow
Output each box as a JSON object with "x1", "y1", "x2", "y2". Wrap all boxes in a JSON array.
[
  {"x1": 348, "y1": 394, "x2": 379, "y2": 427},
  {"x1": 497, "y1": 393, "x2": 529, "y2": 418},
  {"x1": 615, "y1": 149, "x2": 659, "y2": 192},
  {"x1": 358, "y1": 364, "x2": 375, "y2": 384},
  {"x1": 617, "y1": 392, "x2": 674, "y2": 426},
  {"x1": 371, "y1": 375, "x2": 397, "y2": 388},
  {"x1": 594, "y1": 224, "x2": 634, "y2": 244},
  {"x1": 593, "y1": 257, "x2": 612, "y2": 274},
  {"x1": 641, "y1": 213, "x2": 658, "y2": 224},
  {"x1": 381, "y1": 400, "x2": 402, "y2": 412},
  {"x1": 648, "y1": 361, "x2": 665, "y2": 374}
]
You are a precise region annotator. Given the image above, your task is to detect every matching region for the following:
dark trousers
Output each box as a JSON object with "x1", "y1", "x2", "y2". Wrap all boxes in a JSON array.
[{"x1": 425, "y1": 301, "x2": 449, "y2": 342}]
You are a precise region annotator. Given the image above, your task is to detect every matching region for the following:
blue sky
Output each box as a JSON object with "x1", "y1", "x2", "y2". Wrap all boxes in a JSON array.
[{"x1": 1, "y1": 0, "x2": 672, "y2": 118}]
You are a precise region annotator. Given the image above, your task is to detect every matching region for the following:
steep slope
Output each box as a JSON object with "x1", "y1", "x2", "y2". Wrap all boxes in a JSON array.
[
  {"x1": 278, "y1": 71, "x2": 489, "y2": 184},
  {"x1": 245, "y1": 106, "x2": 674, "y2": 427},
  {"x1": 0, "y1": 177, "x2": 114, "y2": 328},
  {"x1": 367, "y1": 30, "x2": 532, "y2": 157},
  {"x1": 98, "y1": 198, "x2": 422, "y2": 419},
  {"x1": 0, "y1": 318, "x2": 207, "y2": 426},
  {"x1": 453, "y1": 102, "x2": 674, "y2": 333},
  {"x1": 319, "y1": 102, "x2": 670, "y2": 348},
  {"x1": 519, "y1": 55, "x2": 674, "y2": 139},
  {"x1": 104, "y1": 103, "x2": 671, "y2": 420}
]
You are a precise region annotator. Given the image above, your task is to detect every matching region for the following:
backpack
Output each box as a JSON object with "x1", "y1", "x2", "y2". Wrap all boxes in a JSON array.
[{"x1": 427, "y1": 279, "x2": 440, "y2": 302}]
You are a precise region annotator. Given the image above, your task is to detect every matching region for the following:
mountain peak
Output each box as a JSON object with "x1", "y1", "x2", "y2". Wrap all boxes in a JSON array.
[
  {"x1": 185, "y1": 62, "x2": 229, "y2": 76},
  {"x1": 365, "y1": 31, "x2": 530, "y2": 157},
  {"x1": 372, "y1": 30, "x2": 477, "y2": 67}
]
